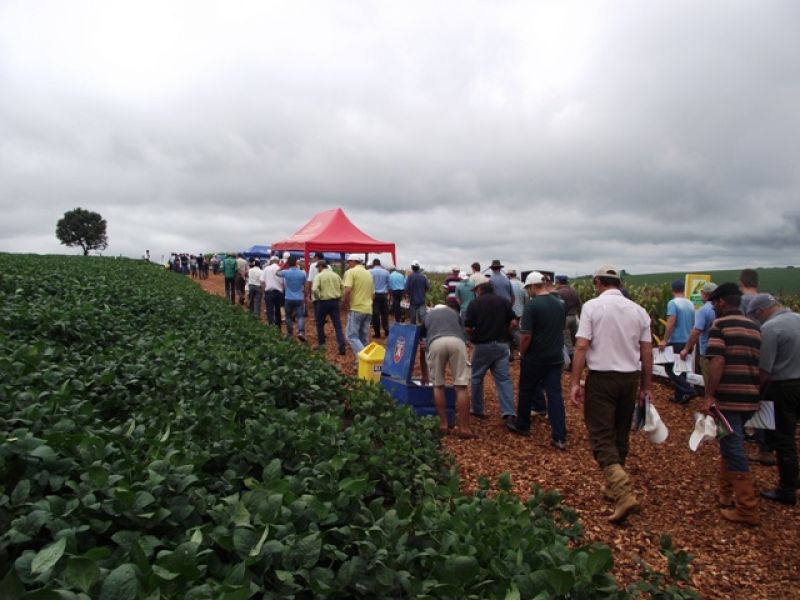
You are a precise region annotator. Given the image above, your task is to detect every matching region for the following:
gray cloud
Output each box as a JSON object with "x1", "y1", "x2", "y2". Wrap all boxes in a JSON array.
[{"x1": 1, "y1": 0, "x2": 799, "y2": 275}]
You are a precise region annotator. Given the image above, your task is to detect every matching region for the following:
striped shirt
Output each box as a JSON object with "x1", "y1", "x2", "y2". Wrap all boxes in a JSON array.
[{"x1": 706, "y1": 312, "x2": 761, "y2": 411}]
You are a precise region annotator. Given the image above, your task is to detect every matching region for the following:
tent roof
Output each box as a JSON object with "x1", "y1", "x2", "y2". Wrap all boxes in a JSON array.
[{"x1": 272, "y1": 208, "x2": 395, "y2": 256}]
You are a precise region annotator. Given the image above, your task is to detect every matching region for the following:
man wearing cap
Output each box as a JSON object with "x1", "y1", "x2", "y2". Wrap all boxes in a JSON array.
[
  {"x1": 419, "y1": 304, "x2": 473, "y2": 438},
  {"x1": 312, "y1": 260, "x2": 347, "y2": 356},
  {"x1": 277, "y1": 256, "x2": 307, "y2": 342},
  {"x1": 488, "y1": 259, "x2": 513, "y2": 302},
  {"x1": 659, "y1": 280, "x2": 697, "y2": 404},
  {"x1": 261, "y1": 255, "x2": 284, "y2": 330},
  {"x1": 370, "y1": 258, "x2": 391, "y2": 339},
  {"x1": 570, "y1": 265, "x2": 652, "y2": 524},
  {"x1": 464, "y1": 275, "x2": 517, "y2": 424},
  {"x1": 747, "y1": 293, "x2": 800, "y2": 506},
  {"x1": 507, "y1": 272, "x2": 567, "y2": 449},
  {"x1": 555, "y1": 276, "x2": 582, "y2": 359},
  {"x1": 343, "y1": 255, "x2": 375, "y2": 356},
  {"x1": 679, "y1": 282, "x2": 718, "y2": 387},
  {"x1": 247, "y1": 258, "x2": 263, "y2": 317},
  {"x1": 703, "y1": 282, "x2": 762, "y2": 524},
  {"x1": 405, "y1": 260, "x2": 429, "y2": 325},
  {"x1": 388, "y1": 264, "x2": 406, "y2": 322},
  {"x1": 443, "y1": 266, "x2": 462, "y2": 306}
]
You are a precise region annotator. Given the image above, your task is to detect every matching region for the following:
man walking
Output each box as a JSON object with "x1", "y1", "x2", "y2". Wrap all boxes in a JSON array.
[
  {"x1": 405, "y1": 260, "x2": 429, "y2": 325},
  {"x1": 703, "y1": 282, "x2": 762, "y2": 525},
  {"x1": 679, "y1": 282, "x2": 718, "y2": 387},
  {"x1": 370, "y1": 258, "x2": 391, "y2": 338},
  {"x1": 261, "y1": 256, "x2": 284, "y2": 331},
  {"x1": 747, "y1": 293, "x2": 800, "y2": 506},
  {"x1": 343, "y1": 255, "x2": 374, "y2": 356},
  {"x1": 507, "y1": 272, "x2": 567, "y2": 449},
  {"x1": 388, "y1": 265, "x2": 406, "y2": 322},
  {"x1": 571, "y1": 265, "x2": 652, "y2": 524},
  {"x1": 312, "y1": 260, "x2": 347, "y2": 356},
  {"x1": 659, "y1": 280, "x2": 697, "y2": 404},
  {"x1": 247, "y1": 259, "x2": 263, "y2": 317},
  {"x1": 464, "y1": 276, "x2": 517, "y2": 425},
  {"x1": 420, "y1": 304, "x2": 473, "y2": 438},
  {"x1": 277, "y1": 256, "x2": 307, "y2": 342},
  {"x1": 222, "y1": 252, "x2": 237, "y2": 304},
  {"x1": 555, "y1": 275, "x2": 582, "y2": 359}
]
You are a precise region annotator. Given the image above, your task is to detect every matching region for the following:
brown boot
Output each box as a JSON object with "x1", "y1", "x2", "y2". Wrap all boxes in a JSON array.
[
  {"x1": 718, "y1": 465, "x2": 734, "y2": 507},
  {"x1": 720, "y1": 471, "x2": 759, "y2": 526},
  {"x1": 604, "y1": 464, "x2": 640, "y2": 524}
]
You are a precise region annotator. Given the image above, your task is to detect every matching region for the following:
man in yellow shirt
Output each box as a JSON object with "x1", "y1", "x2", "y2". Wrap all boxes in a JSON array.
[
  {"x1": 312, "y1": 260, "x2": 346, "y2": 355},
  {"x1": 342, "y1": 255, "x2": 375, "y2": 356}
]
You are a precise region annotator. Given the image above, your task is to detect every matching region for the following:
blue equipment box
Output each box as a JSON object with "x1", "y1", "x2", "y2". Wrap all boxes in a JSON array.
[{"x1": 380, "y1": 323, "x2": 456, "y2": 426}]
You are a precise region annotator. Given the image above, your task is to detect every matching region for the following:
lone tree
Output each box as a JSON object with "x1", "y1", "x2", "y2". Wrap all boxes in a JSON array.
[{"x1": 56, "y1": 208, "x2": 108, "y2": 256}]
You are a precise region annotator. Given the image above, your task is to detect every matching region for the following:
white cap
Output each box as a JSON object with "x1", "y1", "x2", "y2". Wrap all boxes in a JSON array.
[
  {"x1": 346, "y1": 254, "x2": 363, "y2": 263},
  {"x1": 642, "y1": 403, "x2": 669, "y2": 444},
  {"x1": 282, "y1": 251, "x2": 290, "y2": 259},
  {"x1": 688, "y1": 413, "x2": 717, "y2": 451},
  {"x1": 523, "y1": 271, "x2": 546, "y2": 287},
  {"x1": 410, "y1": 260, "x2": 420, "y2": 267},
  {"x1": 269, "y1": 255, "x2": 279, "y2": 262},
  {"x1": 450, "y1": 265, "x2": 460, "y2": 272}
]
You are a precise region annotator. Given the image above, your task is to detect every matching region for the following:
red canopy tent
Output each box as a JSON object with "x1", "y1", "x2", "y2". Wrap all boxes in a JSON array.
[{"x1": 272, "y1": 208, "x2": 397, "y2": 271}]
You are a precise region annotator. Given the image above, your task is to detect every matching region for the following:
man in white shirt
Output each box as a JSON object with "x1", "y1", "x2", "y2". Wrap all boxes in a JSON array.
[
  {"x1": 570, "y1": 265, "x2": 653, "y2": 524},
  {"x1": 247, "y1": 260, "x2": 263, "y2": 317},
  {"x1": 260, "y1": 256, "x2": 284, "y2": 331}
]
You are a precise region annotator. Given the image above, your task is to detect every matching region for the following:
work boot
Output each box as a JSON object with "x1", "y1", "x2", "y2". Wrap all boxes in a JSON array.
[
  {"x1": 718, "y1": 465, "x2": 734, "y2": 507},
  {"x1": 604, "y1": 464, "x2": 639, "y2": 524},
  {"x1": 720, "y1": 471, "x2": 759, "y2": 526},
  {"x1": 600, "y1": 484, "x2": 613, "y2": 502}
]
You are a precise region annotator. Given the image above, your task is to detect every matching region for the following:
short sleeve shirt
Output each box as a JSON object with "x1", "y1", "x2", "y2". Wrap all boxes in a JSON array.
[
  {"x1": 759, "y1": 309, "x2": 800, "y2": 381},
  {"x1": 343, "y1": 265, "x2": 375, "y2": 314},
  {"x1": 706, "y1": 312, "x2": 761, "y2": 411},
  {"x1": 577, "y1": 289, "x2": 651, "y2": 372},
  {"x1": 279, "y1": 268, "x2": 307, "y2": 301},
  {"x1": 666, "y1": 297, "x2": 695, "y2": 344},
  {"x1": 693, "y1": 301, "x2": 716, "y2": 355},
  {"x1": 520, "y1": 294, "x2": 566, "y2": 364}
]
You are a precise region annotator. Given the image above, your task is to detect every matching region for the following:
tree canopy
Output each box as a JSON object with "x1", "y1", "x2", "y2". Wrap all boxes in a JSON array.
[{"x1": 56, "y1": 208, "x2": 108, "y2": 256}]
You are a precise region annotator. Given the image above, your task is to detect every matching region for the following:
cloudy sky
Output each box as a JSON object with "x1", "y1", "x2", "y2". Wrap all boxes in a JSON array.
[{"x1": 1, "y1": 0, "x2": 799, "y2": 275}]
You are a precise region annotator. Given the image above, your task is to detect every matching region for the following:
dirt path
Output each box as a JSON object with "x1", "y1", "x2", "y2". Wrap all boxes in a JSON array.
[{"x1": 196, "y1": 272, "x2": 800, "y2": 598}]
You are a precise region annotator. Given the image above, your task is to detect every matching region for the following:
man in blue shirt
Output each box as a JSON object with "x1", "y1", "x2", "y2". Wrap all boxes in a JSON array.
[
  {"x1": 388, "y1": 265, "x2": 406, "y2": 322},
  {"x1": 659, "y1": 279, "x2": 696, "y2": 404},
  {"x1": 404, "y1": 260, "x2": 429, "y2": 325},
  {"x1": 277, "y1": 256, "x2": 307, "y2": 342},
  {"x1": 370, "y1": 258, "x2": 391, "y2": 338},
  {"x1": 680, "y1": 282, "x2": 717, "y2": 387}
]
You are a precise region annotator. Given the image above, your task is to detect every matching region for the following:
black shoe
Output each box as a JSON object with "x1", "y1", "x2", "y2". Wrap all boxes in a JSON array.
[
  {"x1": 470, "y1": 412, "x2": 489, "y2": 420},
  {"x1": 506, "y1": 420, "x2": 530, "y2": 436},
  {"x1": 760, "y1": 488, "x2": 797, "y2": 505},
  {"x1": 338, "y1": 348, "x2": 346, "y2": 356},
  {"x1": 298, "y1": 334, "x2": 306, "y2": 343}
]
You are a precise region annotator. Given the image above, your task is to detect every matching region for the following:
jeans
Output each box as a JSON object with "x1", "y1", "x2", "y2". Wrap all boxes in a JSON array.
[
  {"x1": 564, "y1": 314, "x2": 579, "y2": 357},
  {"x1": 391, "y1": 290, "x2": 404, "y2": 321},
  {"x1": 665, "y1": 342, "x2": 695, "y2": 400},
  {"x1": 284, "y1": 299, "x2": 305, "y2": 337},
  {"x1": 346, "y1": 311, "x2": 372, "y2": 354},
  {"x1": 764, "y1": 380, "x2": 800, "y2": 489},
  {"x1": 372, "y1": 293, "x2": 390, "y2": 337},
  {"x1": 470, "y1": 341, "x2": 515, "y2": 417},
  {"x1": 409, "y1": 304, "x2": 427, "y2": 325},
  {"x1": 516, "y1": 361, "x2": 566, "y2": 442},
  {"x1": 584, "y1": 371, "x2": 639, "y2": 468},
  {"x1": 224, "y1": 277, "x2": 236, "y2": 304},
  {"x1": 315, "y1": 299, "x2": 346, "y2": 352},
  {"x1": 248, "y1": 285, "x2": 262, "y2": 316},
  {"x1": 719, "y1": 409, "x2": 755, "y2": 473},
  {"x1": 264, "y1": 289, "x2": 283, "y2": 330}
]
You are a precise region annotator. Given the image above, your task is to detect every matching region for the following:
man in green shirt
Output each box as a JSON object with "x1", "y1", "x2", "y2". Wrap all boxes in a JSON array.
[
  {"x1": 343, "y1": 255, "x2": 374, "y2": 356},
  {"x1": 312, "y1": 260, "x2": 346, "y2": 355},
  {"x1": 221, "y1": 253, "x2": 238, "y2": 304}
]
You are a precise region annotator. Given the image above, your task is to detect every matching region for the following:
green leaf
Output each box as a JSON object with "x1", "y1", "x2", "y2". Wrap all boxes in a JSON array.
[
  {"x1": 11, "y1": 480, "x2": 31, "y2": 504},
  {"x1": 586, "y1": 547, "x2": 613, "y2": 575},
  {"x1": 31, "y1": 537, "x2": 67, "y2": 574},
  {"x1": 294, "y1": 533, "x2": 322, "y2": 569},
  {"x1": 99, "y1": 564, "x2": 138, "y2": 600},
  {"x1": 232, "y1": 502, "x2": 251, "y2": 528},
  {"x1": 337, "y1": 478, "x2": 369, "y2": 495},
  {"x1": 0, "y1": 569, "x2": 25, "y2": 600},
  {"x1": 249, "y1": 525, "x2": 270, "y2": 557},
  {"x1": 544, "y1": 568, "x2": 575, "y2": 595},
  {"x1": 65, "y1": 557, "x2": 100, "y2": 593},
  {"x1": 275, "y1": 570, "x2": 294, "y2": 583}
]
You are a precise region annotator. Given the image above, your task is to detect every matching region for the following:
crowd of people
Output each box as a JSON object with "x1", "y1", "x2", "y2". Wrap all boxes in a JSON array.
[
  {"x1": 180, "y1": 255, "x2": 799, "y2": 526},
  {"x1": 166, "y1": 252, "x2": 209, "y2": 279}
]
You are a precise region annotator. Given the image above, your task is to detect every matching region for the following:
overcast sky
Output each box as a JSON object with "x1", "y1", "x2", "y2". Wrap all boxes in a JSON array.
[{"x1": 1, "y1": 0, "x2": 799, "y2": 275}]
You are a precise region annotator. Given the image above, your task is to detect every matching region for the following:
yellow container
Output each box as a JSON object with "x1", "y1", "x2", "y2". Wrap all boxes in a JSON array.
[{"x1": 357, "y1": 342, "x2": 386, "y2": 382}]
